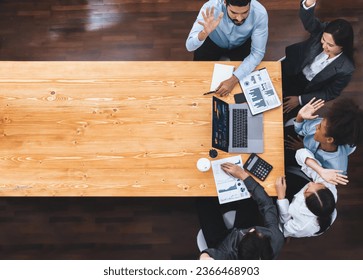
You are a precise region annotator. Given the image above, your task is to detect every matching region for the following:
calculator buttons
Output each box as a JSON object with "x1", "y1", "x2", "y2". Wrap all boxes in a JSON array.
[{"x1": 243, "y1": 153, "x2": 273, "y2": 181}]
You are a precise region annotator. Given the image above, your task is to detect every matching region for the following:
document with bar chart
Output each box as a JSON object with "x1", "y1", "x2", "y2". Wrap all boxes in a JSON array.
[
  {"x1": 211, "y1": 155, "x2": 251, "y2": 204},
  {"x1": 239, "y1": 68, "x2": 281, "y2": 115}
]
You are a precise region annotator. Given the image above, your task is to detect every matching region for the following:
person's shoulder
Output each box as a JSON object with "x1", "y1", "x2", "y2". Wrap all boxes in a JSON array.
[
  {"x1": 251, "y1": 0, "x2": 268, "y2": 15},
  {"x1": 337, "y1": 53, "x2": 355, "y2": 73},
  {"x1": 223, "y1": 228, "x2": 244, "y2": 246},
  {"x1": 227, "y1": 228, "x2": 241, "y2": 239},
  {"x1": 202, "y1": 0, "x2": 223, "y2": 10},
  {"x1": 339, "y1": 144, "x2": 356, "y2": 155},
  {"x1": 206, "y1": 0, "x2": 223, "y2": 7},
  {"x1": 255, "y1": 226, "x2": 285, "y2": 243}
]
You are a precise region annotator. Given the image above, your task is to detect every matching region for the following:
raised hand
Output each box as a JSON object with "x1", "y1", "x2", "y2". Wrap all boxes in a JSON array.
[
  {"x1": 198, "y1": 6, "x2": 224, "y2": 39},
  {"x1": 319, "y1": 169, "x2": 349, "y2": 185},
  {"x1": 297, "y1": 97, "x2": 324, "y2": 121}
]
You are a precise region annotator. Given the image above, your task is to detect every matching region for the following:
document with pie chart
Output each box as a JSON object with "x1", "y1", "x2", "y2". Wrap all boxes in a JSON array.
[
  {"x1": 211, "y1": 155, "x2": 251, "y2": 204},
  {"x1": 239, "y1": 68, "x2": 281, "y2": 115}
]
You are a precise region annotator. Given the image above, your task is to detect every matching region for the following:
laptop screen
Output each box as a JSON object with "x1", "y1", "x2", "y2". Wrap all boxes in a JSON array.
[{"x1": 212, "y1": 96, "x2": 229, "y2": 152}]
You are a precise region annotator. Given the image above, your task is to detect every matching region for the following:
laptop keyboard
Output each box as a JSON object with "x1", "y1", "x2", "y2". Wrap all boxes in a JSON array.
[{"x1": 232, "y1": 109, "x2": 248, "y2": 148}]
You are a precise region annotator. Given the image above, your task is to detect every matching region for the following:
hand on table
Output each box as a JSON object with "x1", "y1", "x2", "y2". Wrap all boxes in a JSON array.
[
  {"x1": 275, "y1": 176, "x2": 287, "y2": 200},
  {"x1": 220, "y1": 162, "x2": 249, "y2": 180},
  {"x1": 216, "y1": 75, "x2": 239, "y2": 97}
]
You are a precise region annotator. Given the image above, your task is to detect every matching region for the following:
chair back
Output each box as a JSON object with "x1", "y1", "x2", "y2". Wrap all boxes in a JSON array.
[{"x1": 196, "y1": 210, "x2": 236, "y2": 252}]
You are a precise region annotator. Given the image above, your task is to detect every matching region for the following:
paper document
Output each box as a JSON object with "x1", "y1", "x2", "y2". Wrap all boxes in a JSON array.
[
  {"x1": 210, "y1": 63, "x2": 235, "y2": 91},
  {"x1": 239, "y1": 68, "x2": 281, "y2": 115},
  {"x1": 211, "y1": 155, "x2": 251, "y2": 204}
]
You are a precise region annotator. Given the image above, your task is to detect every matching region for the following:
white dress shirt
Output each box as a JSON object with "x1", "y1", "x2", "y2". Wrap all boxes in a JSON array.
[
  {"x1": 302, "y1": 51, "x2": 342, "y2": 81},
  {"x1": 276, "y1": 149, "x2": 337, "y2": 238}
]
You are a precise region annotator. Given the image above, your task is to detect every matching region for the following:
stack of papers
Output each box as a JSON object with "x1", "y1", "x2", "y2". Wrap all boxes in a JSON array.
[{"x1": 210, "y1": 63, "x2": 235, "y2": 91}]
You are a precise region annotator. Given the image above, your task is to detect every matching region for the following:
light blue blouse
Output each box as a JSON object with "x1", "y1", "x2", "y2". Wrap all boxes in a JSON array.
[{"x1": 294, "y1": 118, "x2": 356, "y2": 174}]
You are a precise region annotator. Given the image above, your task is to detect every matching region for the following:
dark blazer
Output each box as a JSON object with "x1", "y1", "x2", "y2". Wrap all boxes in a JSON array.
[
  {"x1": 282, "y1": 1, "x2": 355, "y2": 105},
  {"x1": 202, "y1": 177, "x2": 284, "y2": 260}
]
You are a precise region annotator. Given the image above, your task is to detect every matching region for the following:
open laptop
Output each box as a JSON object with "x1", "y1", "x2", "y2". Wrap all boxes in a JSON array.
[{"x1": 212, "y1": 96, "x2": 264, "y2": 153}]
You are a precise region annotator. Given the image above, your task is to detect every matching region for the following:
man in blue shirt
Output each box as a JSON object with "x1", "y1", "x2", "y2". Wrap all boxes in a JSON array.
[{"x1": 186, "y1": 0, "x2": 268, "y2": 96}]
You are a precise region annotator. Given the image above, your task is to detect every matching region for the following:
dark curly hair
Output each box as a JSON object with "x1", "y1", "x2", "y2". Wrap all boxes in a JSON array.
[{"x1": 325, "y1": 98, "x2": 363, "y2": 146}]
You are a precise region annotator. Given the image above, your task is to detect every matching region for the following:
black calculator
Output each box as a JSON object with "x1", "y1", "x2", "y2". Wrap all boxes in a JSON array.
[{"x1": 243, "y1": 153, "x2": 273, "y2": 181}]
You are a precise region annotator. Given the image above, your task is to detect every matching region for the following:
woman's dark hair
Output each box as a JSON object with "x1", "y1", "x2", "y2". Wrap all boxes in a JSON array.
[
  {"x1": 306, "y1": 188, "x2": 335, "y2": 235},
  {"x1": 325, "y1": 98, "x2": 363, "y2": 146},
  {"x1": 237, "y1": 230, "x2": 273, "y2": 259},
  {"x1": 226, "y1": 0, "x2": 251, "y2": 7},
  {"x1": 324, "y1": 19, "x2": 354, "y2": 63}
]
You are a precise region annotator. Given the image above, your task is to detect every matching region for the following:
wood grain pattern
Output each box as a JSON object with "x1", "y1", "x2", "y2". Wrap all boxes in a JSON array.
[{"x1": 0, "y1": 61, "x2": 283, "y2": 196}]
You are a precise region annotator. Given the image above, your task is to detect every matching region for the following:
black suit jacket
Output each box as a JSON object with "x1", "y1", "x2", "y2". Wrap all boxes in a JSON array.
[
  {"x1": 202, "y1": 177, "x2": 284, "y2": 260},
  {"x1": 282, "y1": 1, "x2": 355, "y2": 105}
]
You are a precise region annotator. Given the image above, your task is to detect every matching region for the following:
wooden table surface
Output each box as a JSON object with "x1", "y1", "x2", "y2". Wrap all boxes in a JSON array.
[{"x1": 0, "y1": 61, "x2": 284, "y2": 196}]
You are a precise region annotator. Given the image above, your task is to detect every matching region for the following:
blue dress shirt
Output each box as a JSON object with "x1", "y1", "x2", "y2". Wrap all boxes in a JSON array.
[{"x1": 186, "y1": 0, "x2": 268, "y2": 80}]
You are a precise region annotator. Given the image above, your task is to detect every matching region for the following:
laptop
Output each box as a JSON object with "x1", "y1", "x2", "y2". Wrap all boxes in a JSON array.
[{"x1": 212, "y1": 96, "x2": 264, "y2": 153}]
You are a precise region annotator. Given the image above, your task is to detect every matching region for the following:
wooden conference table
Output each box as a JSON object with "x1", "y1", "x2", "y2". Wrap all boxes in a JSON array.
[{"x1": 0, "y1": 61, "x2": 284, "y2": 197}]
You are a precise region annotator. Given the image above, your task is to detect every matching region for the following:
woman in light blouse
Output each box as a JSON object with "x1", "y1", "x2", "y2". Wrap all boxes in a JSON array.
[
  {"x1": 275, "y1": 150, "x2": 337, "y2": 238},
  {"x1": 285, "y1": 97, "x2": 363, "y2": 182}
]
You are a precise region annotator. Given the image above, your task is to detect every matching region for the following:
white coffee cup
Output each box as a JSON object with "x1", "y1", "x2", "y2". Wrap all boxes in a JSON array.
[{"x1": 197, "y1": 158, "x2": 211, "y2": 172}]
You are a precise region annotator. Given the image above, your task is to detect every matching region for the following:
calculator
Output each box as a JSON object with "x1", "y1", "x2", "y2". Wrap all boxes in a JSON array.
[{"x1": 243, "y1": 153, "x2": 272, "y2": 181}]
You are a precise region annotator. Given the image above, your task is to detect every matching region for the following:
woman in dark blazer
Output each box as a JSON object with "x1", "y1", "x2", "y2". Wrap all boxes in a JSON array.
[{"x1": 282, "y1": 0, "x2": 355, "y2": 117}]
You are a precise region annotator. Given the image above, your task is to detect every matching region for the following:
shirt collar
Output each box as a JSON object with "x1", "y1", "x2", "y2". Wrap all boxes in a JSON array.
[{"x1": 318, "y1": 51, "x2": 343, "y2": 63}]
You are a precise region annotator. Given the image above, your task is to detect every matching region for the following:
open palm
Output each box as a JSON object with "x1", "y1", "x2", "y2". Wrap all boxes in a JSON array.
[
  {"x1": 298, "y1": 97, "x2": 325, "y2": 120},
  {"x1": 198, "y1": 6, "x2": 223, "y2": 35}
]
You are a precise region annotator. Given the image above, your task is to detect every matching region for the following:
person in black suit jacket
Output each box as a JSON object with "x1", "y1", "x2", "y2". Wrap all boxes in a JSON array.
[
  {"x1": 282, "y1": 0, "x2": 355, "y2": 118},
  {"x1": 197, "y1": 163, "x2": 284, "y2": 260}
]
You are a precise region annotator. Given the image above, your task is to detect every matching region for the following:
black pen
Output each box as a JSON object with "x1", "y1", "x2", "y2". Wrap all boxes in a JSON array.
[{"x1": 203, "y1": 90, "x2": 216, "y2": 95}]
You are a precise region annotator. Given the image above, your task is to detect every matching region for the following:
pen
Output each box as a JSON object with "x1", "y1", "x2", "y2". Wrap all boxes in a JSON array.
[{"x1": 203, "y1": 90, "x2": 216, "y2": 95}]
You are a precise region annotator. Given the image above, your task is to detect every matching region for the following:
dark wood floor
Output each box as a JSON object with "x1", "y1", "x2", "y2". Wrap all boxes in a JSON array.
[{"x1": 0, "y1": 0, "x2": 362, "y2": 259}]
